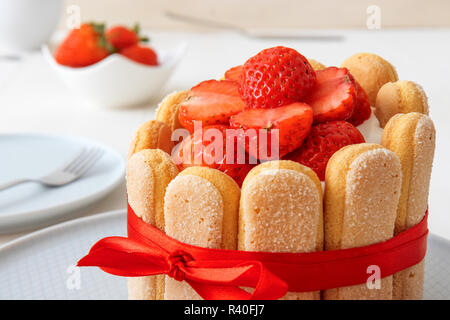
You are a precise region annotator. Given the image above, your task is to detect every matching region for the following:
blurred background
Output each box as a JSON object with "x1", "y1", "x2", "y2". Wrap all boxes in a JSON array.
[{"x1": 61, "y1": 0, "x2": 450, "y2": 30}]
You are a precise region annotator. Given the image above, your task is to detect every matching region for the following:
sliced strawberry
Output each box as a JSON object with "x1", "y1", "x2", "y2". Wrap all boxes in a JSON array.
[
  {"x1": 229, "y1": 102, "x2": 313, "y2": 160},
  {"x1": 347, "y1": 81, "x2": 372, "y2": 126},
  {"x1": 285, "y1": 121, "x2": 365, "y2": 180},
  {"x1": 305, "y1": 67, "x2": 357, "y2": 123},
  {"x1": 174, "y1": 125, "x2": 256, "y2": 186},
  {"x1": 218, "y1": 161, "x2": 255, "y2": 187},
  {"x1": 179, "y1": 80, "x2": 247, "y2": 133},
  {"x1": 224, "y1": 65, "x2": 243, "y2": 83}
]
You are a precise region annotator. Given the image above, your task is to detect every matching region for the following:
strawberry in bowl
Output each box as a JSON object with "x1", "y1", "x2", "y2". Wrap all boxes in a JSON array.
[
  {"x1": 43, "y1": 22, "x2": 186, "y2": 108},
  {"x1": 54, "y1": 23, "x2": 157, "y2": 67}
]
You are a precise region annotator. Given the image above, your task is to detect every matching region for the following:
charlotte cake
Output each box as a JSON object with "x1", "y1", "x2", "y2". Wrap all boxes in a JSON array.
[{"x1": 125, "y1": 47, "x2": 435, "y2": 300}]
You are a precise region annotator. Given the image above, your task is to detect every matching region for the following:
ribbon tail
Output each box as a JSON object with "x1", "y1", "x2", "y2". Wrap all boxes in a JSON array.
[
  {"x1": 77, "y1": 236, "x2": 169, "y2": 277},
  {"x1": 248, "y1": 262, "x2": 288, "y2": 300},
  {"x1": 188, "y1": 280, "x2": 252, "y2": 300},
  {"x1": 182, "y1": 261, "x2": 288, "y2": 300}
]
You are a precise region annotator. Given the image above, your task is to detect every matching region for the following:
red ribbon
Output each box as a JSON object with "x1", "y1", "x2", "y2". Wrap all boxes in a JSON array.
[{"x1": 77, "y1": 203, "x2": 428, "y2": 300}]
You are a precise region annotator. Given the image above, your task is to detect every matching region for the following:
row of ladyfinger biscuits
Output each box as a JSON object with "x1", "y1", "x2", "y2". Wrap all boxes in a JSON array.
[
  {"x1": 337, "y1": 53, "x2": 433, "y2": 300},
  {"x1": 126, "y1": 52, "x2": 435, "y2": 300},
  {"x1": 126, "y1": 148, "x2": 322, "y2": 299},
  {"x1": 126, "y1": 112, "x2": 435, "y2": 300}
]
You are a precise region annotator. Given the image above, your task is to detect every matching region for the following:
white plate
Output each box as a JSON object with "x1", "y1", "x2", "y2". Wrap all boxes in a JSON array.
[
  {"x1": 0, "y1": 133, "x2": 125, "y2": 233},
  {"x1": 0, "y1": 209, "x2": 448, "y2": 300}
]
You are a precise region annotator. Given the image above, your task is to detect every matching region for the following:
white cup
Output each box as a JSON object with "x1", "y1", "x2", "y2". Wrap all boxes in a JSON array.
[{"x1": 0, "y1": 0, "x2": 63, "y2": 52}]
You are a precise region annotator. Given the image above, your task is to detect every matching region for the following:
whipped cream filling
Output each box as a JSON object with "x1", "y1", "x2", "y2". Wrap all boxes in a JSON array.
[
  {"x1": 356, "y1": 108, "x2": 383, "y2": 144},
  {"x1": 320, "y1": 108, "x2": 383, "y2": 190}
]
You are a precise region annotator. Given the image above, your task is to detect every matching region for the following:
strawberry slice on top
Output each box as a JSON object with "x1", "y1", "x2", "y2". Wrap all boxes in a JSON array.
[
  {"x1": 224, "y1": 65, "x2": 243, "y2": 83},
  {"x1": 347, "y1": 81, "x2": 372, "y2": 126},
  {"x1": 179, "y1": 80, "x2": 247, "y2": 133},
  {"x1": 285, "y1": 120, "x2": 365, "y2": 180},
  {"x1": 229, "y1": 102, "x2": 313, "y2": 160},
  {"x1": 174, "y1": 125, "x2": 255, "y2": 186},
  {"x1": 305, "y1": 67, "x2": 357, "y2": 123}
]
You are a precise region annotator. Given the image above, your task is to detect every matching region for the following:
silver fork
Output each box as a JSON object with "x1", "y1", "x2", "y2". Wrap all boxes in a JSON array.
[{"x1": 0, "y1": 147, "x2": 104, "y2": 191}]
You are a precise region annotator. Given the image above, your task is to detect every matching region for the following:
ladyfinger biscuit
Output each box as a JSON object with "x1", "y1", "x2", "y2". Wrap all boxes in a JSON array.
[
  {"x1": 128, "y1": 120, "x2": 173, "y2": 159},
  {"x1": 324, "y1": 144, "x2": 402, "y2": 300},
  {"x1": 239, "y1": 160, "x2": 323, "y2": 300},
  {"x1": 126, "y1": 149, "x2": 179, "y2": 300},
  {"x1": 155, "y1": 90, "x2": 189, "y2": 132},
  {"x1": 382, "y1": 113, "x2": 435, "y2": 300},
  {"x1": 375, "y1": 81, "x2": 429, "y2": 128},
  {"x1": 164, "y1": 167, "x2": 240, "y2": 299},
  {"x1": 308, "y1": 58, "x2": 326, "y2": 71},
  {"x1": 341, "y1": 53, "x2": 398, "y2": 106}
]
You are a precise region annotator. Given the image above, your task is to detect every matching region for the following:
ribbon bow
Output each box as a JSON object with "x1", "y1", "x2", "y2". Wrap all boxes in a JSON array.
[
  {"x1": 78, "y1": 236, "x2": 287, "y2": 300},
  {"x1": 77, "y1": 204, "x2": 429, "y2": 300},
  {"x1": 166, "y1": 250, "x2": 193, "y2": 281}
]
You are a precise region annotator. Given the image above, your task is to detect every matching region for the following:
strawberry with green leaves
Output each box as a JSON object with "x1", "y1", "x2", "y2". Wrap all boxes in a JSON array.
[
  {"x1": 106, "y1": 24, "x2": 148, "y2": 51},
  {"x1": 54, "y1": 23, "x2": 113, "y2": 68}
]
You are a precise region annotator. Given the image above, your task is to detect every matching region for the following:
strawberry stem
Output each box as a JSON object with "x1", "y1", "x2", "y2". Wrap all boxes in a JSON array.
[
  {"x1": 133, "y1": 23, "x2": 150, "y2": 42},
  {"x1": 89, "y1": 22, "x2": 117, "y2": 53}
]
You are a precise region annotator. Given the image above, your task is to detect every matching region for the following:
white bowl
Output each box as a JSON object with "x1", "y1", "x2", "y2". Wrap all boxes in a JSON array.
[{"x1": 42, "y1": 42, "x2": 186, "y2": 109}]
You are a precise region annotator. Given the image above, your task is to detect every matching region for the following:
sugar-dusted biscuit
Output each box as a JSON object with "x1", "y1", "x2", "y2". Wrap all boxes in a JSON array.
[
  {"x1": 324, "y1": 144, "x2": 402, "y2": 300},
  {"x1": 382, "y1": 112, "x2": 435, "y2": 300},
  {"x1": 239, "y1": 160, "x2": 323, "y2": 300},
  {"x1": 308, "y1": 58, "x2": 326, "y2": 71},
  {"x1": 164, "y1": 167, "x2": 240, "y2": 300},
  {"x1": 341, "y1": 53, "x2": 398, "y2": 106},
  {"x1": 126, "y1": 149, "x2": 179, "y2": 300},
  {"x1": 155, "y1": 90, "x2": 189, "y2": 132},
  {"x1": 375, "y1": 81, "x2": 429, "y2": 128},
  {"x1": 128, "y1": 120, "x2": 173, "y2": 159}
]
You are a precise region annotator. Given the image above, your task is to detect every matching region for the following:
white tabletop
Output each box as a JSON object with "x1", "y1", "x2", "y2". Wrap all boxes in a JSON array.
[{"x1": 1, "y1": 29, "x2": 449, "y2": 244}]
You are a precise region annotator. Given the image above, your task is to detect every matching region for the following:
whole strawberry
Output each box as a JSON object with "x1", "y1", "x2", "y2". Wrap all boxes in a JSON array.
[
  {"x1": 106, "y1": 24, "x2": 148, "y2": 51},
  {"x1": 120, "y1": 45, "x2": 158, "y2": 66},
  {"x1": 285, "y1": 121, "x2": 365, "y2": 180},
  {"x1": 55, "y1": 23, "x2": 112, "y2": 67},
  {"x1": 240, "y1": 46, "x2": 316, "y2": 109}
]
